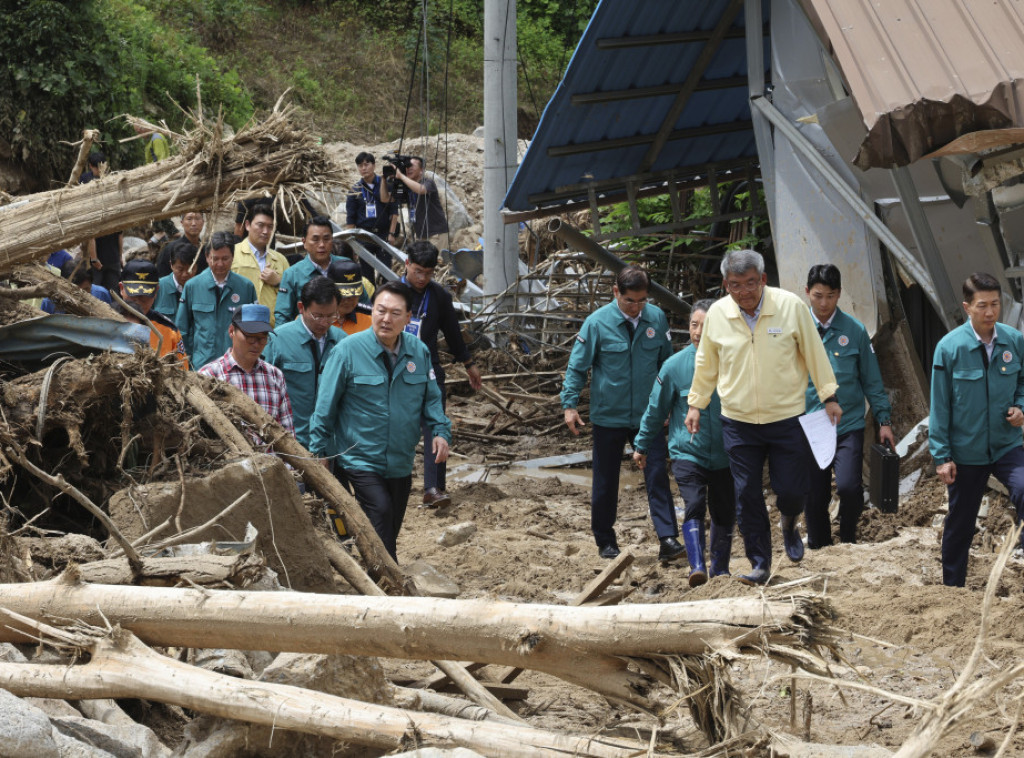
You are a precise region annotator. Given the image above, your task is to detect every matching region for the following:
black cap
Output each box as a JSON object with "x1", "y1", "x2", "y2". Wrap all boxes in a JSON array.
[
  {"x1": 327, "y1": 259, "x2": 364, "y2": 298},
  {"x1": 121, "y1": 259, "x2": 159, "y2": 296}
]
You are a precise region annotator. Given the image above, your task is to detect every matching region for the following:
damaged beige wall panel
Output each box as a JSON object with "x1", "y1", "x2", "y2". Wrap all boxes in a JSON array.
[
  {"x1": 0, "y1": 106, "x2": 333, "y2": 273},
  {"x1": 0, "y1": 631, "x2": 647, "y2": 758},
  {"x1": 0, "y1": 580, "x2": 837, "y2": 711}
]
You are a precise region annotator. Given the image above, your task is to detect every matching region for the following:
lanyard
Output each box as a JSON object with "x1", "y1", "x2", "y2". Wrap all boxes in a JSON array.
[
  {"x1": 402, "y1": 277, "x2": 430, "y2": 319},
  {"x1": 360, "y1": 178, "x2": 377, "y2": 205}
]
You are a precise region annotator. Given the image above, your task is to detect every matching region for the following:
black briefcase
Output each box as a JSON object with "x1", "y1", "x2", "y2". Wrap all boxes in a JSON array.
[{"x1": 869, "y1": 443, "x2": 900, "y2": 513}]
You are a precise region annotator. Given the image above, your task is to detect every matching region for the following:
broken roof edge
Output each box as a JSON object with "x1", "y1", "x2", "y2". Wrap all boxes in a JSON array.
[{"x1": 798, "y1": 0, "x2": 1024, "y2": 170}]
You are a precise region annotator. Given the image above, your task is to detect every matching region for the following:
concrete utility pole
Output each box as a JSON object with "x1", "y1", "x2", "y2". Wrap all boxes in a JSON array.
[{"x1": 482, "y1": 0, "x2": 519, "y2": 302}]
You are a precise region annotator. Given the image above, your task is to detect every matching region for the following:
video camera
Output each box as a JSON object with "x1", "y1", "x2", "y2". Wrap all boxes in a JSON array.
[{"x1": 382, "y1": 153, "x2": 415, "y2": 203}]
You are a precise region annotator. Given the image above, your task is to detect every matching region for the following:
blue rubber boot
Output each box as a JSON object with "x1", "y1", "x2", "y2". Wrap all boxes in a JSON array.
[
  {"x1": 682, "y1": 519, "x2": 707, "y2": 587},
  {"x1": 709, "y1": 521, "x2": 733, "y2": 577},
  {"x1": 737, "y1": 530, "x2": 772, "y2": 586}
]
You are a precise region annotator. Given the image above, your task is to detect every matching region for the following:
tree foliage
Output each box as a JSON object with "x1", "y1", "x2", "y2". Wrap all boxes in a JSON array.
[{"x1": 0, "y1": 0, "x2": 252, "y2": 188}]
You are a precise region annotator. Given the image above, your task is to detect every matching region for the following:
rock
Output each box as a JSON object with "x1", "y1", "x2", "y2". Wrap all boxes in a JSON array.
[
  {"x1": 25, "y1": 698, "x2": 80, "y2": 719},
  {"x1": 51, "y1": 729, "x2": 118, "y2": 758},
  {"x1": 0, "y1": 688, "x2": 60, "y2": 758},
  {"x1": 406, "y1": 560, "x2": 460, "y2": 599},
  {"x1": 471, "y1": 126, "x2": 485, "y2": 138},
  {"x1": 437, "y1": 521, "x2": 476, "y2": 547},
  {"x1": 51, "y1": 715, "x2": 171, "y2": 757},
  {"x1": 107, "y1": 455, "x2": 335, "y2": 593},
  {"x1": 0, "y1": 642, "x2": 28, "y2": 663}
]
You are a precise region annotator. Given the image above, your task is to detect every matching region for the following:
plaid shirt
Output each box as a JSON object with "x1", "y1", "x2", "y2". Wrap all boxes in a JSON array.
[{"x1": 199, "y1": 350, "x2": 295, "y2": 435}]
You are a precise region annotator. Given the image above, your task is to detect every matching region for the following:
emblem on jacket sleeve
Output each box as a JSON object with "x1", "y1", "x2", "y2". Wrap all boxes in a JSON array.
[{"x1": 837, "y1": 335, "x2": 849, "y2": 347}]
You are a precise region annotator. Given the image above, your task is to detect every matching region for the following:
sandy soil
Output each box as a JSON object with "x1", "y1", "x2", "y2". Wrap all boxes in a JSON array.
[{"x1": 384, "y1": 385, "x2": 1024, "y2": 755}]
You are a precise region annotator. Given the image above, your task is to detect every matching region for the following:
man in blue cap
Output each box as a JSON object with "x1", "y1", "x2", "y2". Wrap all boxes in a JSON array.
[{"x1": 198, "y1": 303, "x2": 294, "y2": 435}]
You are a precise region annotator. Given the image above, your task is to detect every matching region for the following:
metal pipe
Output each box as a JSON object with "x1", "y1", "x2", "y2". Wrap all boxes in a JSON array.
[
  {"x1": 750, "y1": 96, "x2": 942, "y2": 314},
  {"x1": 547, "y1": 218, "x2": 689, "y2": 315}
]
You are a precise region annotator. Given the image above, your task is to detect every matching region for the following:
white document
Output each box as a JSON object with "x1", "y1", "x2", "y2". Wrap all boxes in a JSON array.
[{"x1": 799, "y1": 409, "x2": 837, "y2": 469}]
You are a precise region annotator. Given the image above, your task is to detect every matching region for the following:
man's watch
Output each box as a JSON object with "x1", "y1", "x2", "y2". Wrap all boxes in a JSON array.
[{"x1": 824, "y1": 395, "x2": 838, "y2": 404}]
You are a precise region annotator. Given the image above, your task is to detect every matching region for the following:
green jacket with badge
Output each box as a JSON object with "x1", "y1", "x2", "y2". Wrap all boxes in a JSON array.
[
  {"x1": 804, "y1": 308, "x2": 891, "y2": 436},
  {"x1": 635, "y1": 344, "x2": 729, "y2": 470},
  {"x1": 174, "y1": 269, "x2": 257, "y2": 370},
  {"x1": 930, "y1": 321, "x2": 1024, "y2": 466},
  {"x1": 309, "y1": 329, "x2": 451, "y2": 478},
  {"x1": 561, "y1": 301, "x2": 673, "y2": 428},
  {"x1": 263, "y1": 318, "x2": 346, "y2": 449},
  {"x1": 274, "y1": 255, "x2": 342, "y2": 326}
]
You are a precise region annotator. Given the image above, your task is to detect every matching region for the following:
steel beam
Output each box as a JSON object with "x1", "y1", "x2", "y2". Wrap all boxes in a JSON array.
[
  {"x1": 745, "y1": 0, "x2": 776, "y2": 235},
  {"x1": 571, "y1": 77, "x2": 748, "y2": 106}
]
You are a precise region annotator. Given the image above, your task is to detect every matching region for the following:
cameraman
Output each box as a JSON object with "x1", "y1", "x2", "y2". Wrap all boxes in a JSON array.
[
  {"x1": 346, "y1": 152, "x2": 394, "y2": 280},
  {"x1": 391, "y1": 156, "x2": 449, "y2": 246}
]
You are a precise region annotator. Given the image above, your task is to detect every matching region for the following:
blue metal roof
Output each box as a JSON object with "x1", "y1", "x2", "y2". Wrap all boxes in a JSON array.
[{"x1": 503, "y1": 0, "x2": 769, "y2": 218}]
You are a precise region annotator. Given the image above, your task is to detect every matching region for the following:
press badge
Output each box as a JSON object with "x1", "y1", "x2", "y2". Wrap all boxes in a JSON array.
[
  {"x1": 365, "y1": 203, "x2": 377, "y2": 219},
  {"x1": 404, "y1": 318, "x2": 422, "y2": 337}
]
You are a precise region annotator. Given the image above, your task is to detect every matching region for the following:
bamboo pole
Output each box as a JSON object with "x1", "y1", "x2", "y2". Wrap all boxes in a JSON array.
[{"x1": 0, "y1": 580, "x2": 838, "y2": 711}]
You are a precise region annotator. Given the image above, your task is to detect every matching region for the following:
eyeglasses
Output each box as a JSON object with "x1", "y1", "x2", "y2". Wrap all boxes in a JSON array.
[
  {"x1": 305, "y1": 312, "x2": 337, "y2": 322},
  {"x1": 725, "y1": 278, "x2": 762, "y2": 293},
  {"x1": 240, "y1": 332, "x2": 268, "y2": 344}
]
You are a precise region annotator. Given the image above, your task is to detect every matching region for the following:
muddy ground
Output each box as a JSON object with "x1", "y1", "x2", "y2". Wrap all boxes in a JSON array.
[{"x1": 380, "y1": 381, "x2": 1024, "y2": 755}]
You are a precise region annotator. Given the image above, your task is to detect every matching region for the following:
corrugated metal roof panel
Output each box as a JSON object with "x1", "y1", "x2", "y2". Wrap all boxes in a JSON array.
[
  {"x1": 503, "y1": 0, "x2": 769, "y2": 216},
  {"x1": 800, "y1": 0, "x2": 1024, "y2": 168}
]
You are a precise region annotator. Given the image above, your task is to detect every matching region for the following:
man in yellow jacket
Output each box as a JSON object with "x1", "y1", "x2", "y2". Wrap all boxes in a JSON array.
[
  {"x1": 686, "y1": 249, "x2": 840, "y2": 585},
  {"x1": 232, "y1": 203, "x2": 290, "y2": 326}
]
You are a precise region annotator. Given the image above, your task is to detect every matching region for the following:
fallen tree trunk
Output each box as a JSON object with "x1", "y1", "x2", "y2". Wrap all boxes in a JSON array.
[
  {"x1": 0, "y1": 626, "x2": 648, "y2": 758},
  {"x1": 0, "y1": 579, "x2": 838, "y2": 711},
  {"x1": 0, "y1": 105, "x2": 335, "y2": 273},
  {"x1": 73, "y1": 553, "x2": 264, "y2": 587},
  {"x1": 6, "y1": 263, "x2": 126, "y2": 321}
]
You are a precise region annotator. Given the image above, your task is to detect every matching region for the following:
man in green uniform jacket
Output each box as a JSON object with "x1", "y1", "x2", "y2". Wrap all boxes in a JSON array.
[
  {"x1": 175, "y1": 231, "x2": 258, "y2": 370},
  {"x1": 264, "y1": 276, "x2": 346, "y2": 450},
  {"x1": 309, "y1": 281, "x2": 451, "y2": 561},
  {"x1": 561, "y1": 266, "x2": 677, "y2": 561},
  {"x1": 275, "y1": 216, "x2": 345, "y2": 325},
  {"x1": 930, "y1": 272, "x2": 1024, "y2": 586},
  {"x1": 634, "y1": 299, "x2": 735, "y2": 585},
  {"x1": 803, "y1": 264, "x2": 894, "y2": 547},
  {"x1": 154, "y1": 240, "x2": 198, "y2": 319}
]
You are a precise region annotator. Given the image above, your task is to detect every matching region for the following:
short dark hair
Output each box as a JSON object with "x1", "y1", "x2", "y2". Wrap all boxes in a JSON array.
[
  {"x1": 411, "y1": 156, "x2": 424, "y2": 170},
  {"x1": 248, "y1": 203, "x2": 274, "y2": 224},
  {"x1": 407, "y1": 240, "x2": 439, "y2": 268},
  {"x1": 807, "y1": 264, "x2": 842, "y2": 290},
  {"x1": 207, "y1": 231, "x2": 236, "y2": 255},
  {"x1": 334, "y1": 239, "x2": 355, "y2": 259},
  {"x1": 303, "y1": 215, "x2": 333, "y2": 238},
  {"x1": 692, "y1": 298, "x2": 715, "y2": 316},
  {"x1": 166, "y1": 239, "x2": 198, "y2": 267},
  {"x1": 355, "y1": 151, "x2": 375, "y2": 165},
  {"x1": 616, "y1": 266, "x2": 650, "y2": 293},
  {"x1": 300, "y1": 275, "x2": 341, "y2": 307},
  {"x1": 372, "y1": 281, "x2": 413, "y2": 312},
  {"x1": 61, "y1": 259, "x2": 91, "y2": 285},
  {"x1": 87, "y1": 151, "x2": 106, "y2": 167},
  {"x1": 963, "y1": 272, "x2": 1001, "y2": 302}
]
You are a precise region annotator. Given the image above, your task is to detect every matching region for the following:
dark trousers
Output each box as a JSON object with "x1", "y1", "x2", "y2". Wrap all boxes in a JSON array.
[
  {"x1": 422, "y1": 364, "x2": 446, "y2": 492},
  {"x1": 670, "y1": 459, "x2": 736, "y2": 528},
  {"x1": 591, "y1": 423, "x2": 674, "y2": 546},
  {"x1": 721, "y1": 415, "x2": 812, "y2": 542},
  {"x1": 942, "y1": 446, "x2": 1024, "y2": 587},
  {"x1": 344, "y1": 469, "x2": 413, "y2": 562},
  {"x1": 806, "y1": 429, "x2": 865, "y2": 548}
]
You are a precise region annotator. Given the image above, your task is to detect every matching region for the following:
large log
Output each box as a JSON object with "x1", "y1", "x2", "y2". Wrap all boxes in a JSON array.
[
  {"x1": 0, "y1": 579, "x2": 838, "y2": 711},
  {"x1": 0, "y1": 626, "x2": 648, "y2": 758},
  {"x1": 0, "y1": 106, "x2": 336, "y2": 273}
]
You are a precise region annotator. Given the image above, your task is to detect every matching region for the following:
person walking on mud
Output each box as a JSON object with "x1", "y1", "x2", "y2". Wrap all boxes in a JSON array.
[
  {"x1": 686, "y1": 250, "x2": 839, "y2": 585},
  {"x1": 633, "y1": 299, "x2": 735, "y2": 585},
  {"x1": 930, "y1": 272, "x2": 1024, "y2": 587},
  {"x1": 561, "y1": 266, "x2": 679, "y2": 561}
]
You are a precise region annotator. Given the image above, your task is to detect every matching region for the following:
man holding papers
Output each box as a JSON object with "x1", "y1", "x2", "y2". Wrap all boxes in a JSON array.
[
  {"x1": 804, "y1": 264, "x2": 894, "y2": 548},
  {"x1": 686, "y1": 250, "x2": 839, "y2": 585},
  {"x1": 930, "y1": 272, "x2": 1024, "y2": 587}
]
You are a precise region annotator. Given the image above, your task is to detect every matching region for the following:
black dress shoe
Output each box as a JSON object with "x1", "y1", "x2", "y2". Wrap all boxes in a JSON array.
[
  {"x1": 598, "y1": 543, "x2": 621, "y2": 559},
  {"x1": 658, "y1": 536, "x2": 686, "y2": 562},
  {"x1": 422, "y1": 488, "x2": 452, "y2": 508}
]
